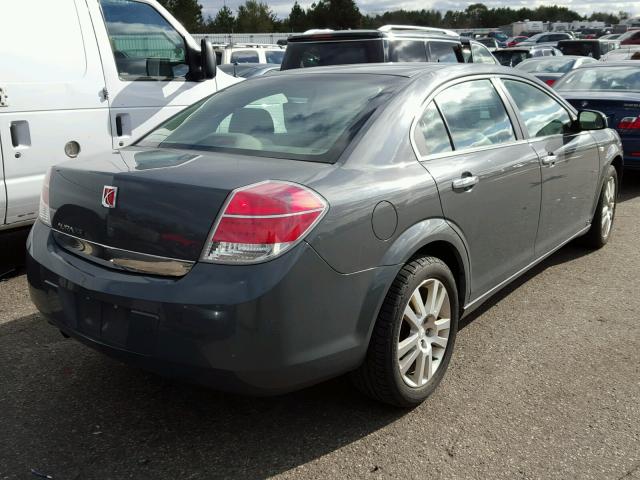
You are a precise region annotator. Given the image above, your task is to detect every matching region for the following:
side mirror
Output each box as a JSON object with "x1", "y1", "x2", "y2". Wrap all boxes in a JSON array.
[
  {"x1": 200, "y1": 39, "x2": 216, "y2": 80},
  {"x1": 578, "y1": 110, "x2": 607, "y2": 130}
]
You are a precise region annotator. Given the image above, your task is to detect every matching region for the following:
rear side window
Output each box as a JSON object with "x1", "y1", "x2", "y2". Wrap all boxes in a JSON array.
[
  {"x1": 428, "y1": 42, "x2": 460, "y2": 63},
  {"x1": 414, "y1": 103, "x2": 452, "y2": 156},
  {"x1": 138, "y1": 74, "x2": 401, "y2": 163},
  {"x1": 101, "y1": 0, "x2": 188, "y2": 80},
  {"x1": 503, "y1": 80, "x2": 572, "y2": 137},
  {"x1": 389, "y1": 40, "x2": 427, "y2": 62},
  {"x1": 281, "y1": 40, "x2": 384, "y2": 70},
  {"x1": 230, "y1": 50, "x2": 260, "y2": 63},
  {"x1": 435, "y1": 80, "x2": 516, "y2": 150}
]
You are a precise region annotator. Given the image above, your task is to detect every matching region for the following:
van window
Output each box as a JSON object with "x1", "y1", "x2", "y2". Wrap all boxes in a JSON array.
[
  {"x1": 389, "y1": 41, "x2": 428, "y2": 62},
  {"x1": 428, "y1": 42, "x2": 460, "y2": 63},
  {"x1": 435, "y1": 80, "x2": 516, "y2": 150},
  {"x1": 265, "y1": 50, "x2": 284, "y2": 64},
  {"x1": 231, "y1": 50, "x2": 260, "y2": 63},
  {"x1": 100, "y1": 0, "x2": 188, "y2": 80},
  {"x1": 0, "y1": 0, "x2": 86, "y2": 82}
]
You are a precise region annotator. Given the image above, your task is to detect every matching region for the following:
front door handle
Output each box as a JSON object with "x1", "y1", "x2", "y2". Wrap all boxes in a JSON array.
[
  {"x1": 541, "y1": 154, "x2": 557, "y2": 166},
  {"x1": 452, "y1": 175, "x2": 479, "y2": 191}
]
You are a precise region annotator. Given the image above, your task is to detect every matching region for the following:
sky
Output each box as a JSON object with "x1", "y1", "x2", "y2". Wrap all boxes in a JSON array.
[{"x1": 199, "y1": 0, "x2": 640, "y2": 20}]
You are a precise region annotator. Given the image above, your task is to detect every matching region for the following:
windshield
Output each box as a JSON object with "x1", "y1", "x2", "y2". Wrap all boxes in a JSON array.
[
  {"x1": 493, "y1": 50, "x2": 529, "y2": 66},
  {"x1": 137, "y1": 74, "x2": 401, "y2": 163},
  {"x1": 517, "y1": 58, "x2": 575, "y2": 73},
  {"x1": 555, "y1": 66, "x2": 640, "y2": 92},
  {"x1": 281, "y1": 40, "x2": 384, "y2": 70}
]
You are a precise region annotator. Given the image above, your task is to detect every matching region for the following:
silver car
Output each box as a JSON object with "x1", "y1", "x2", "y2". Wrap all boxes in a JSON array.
[{"x1": 27, "y1": 64, "x2": 622, "y2": 407}]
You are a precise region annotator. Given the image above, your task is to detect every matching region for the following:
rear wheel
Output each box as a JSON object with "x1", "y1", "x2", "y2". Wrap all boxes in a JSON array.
[
  {"x1": 583, "y1": 165, "x2": 617, "y2": 249},
  {"x1": 352, "y1": 256, "x2": 459, "y2": 407}
]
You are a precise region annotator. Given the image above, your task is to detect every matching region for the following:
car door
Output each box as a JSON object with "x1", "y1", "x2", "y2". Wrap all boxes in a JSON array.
[
  {"x1": 500, "y1": 78, "x2": 599, "y2": 256},
  {"x1": 90, "y1": 0, "x2": 225, "y2": 149},
  {"x1": 414, "y1": 78, "x2": 542, "y2": 301}
]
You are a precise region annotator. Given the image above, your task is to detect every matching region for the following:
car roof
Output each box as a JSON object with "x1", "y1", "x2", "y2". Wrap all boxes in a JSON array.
[
  {"x1": 573, "y1": 61, "x2": 640, "y2": 69},
  {"x1": 520, "y1": 55, "x2": 584, "y2": 61},
  {"x1": 286, "y1": 29, "x2": 460, "y2": 42},
  {"x1": 273, "y1": 63, "x2": 521, "y2": 79},
  {"x1": 497, "y1": 45, "x2": 551, "y2": 51}
]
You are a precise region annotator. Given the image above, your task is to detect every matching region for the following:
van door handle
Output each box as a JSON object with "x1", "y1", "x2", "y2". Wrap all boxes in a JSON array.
[
  {"x1": 10, "y1": 120, "x2": 31, "y2": 148},
  {"x1": 541, "y1": 154, "x2": 557, "y2": 166},
  {"x1": 452, "y1": 175, "x2": 479, "y2": 191},
  {"x1": 115, "y1": 113, "x2": 131, "y2": 138}
]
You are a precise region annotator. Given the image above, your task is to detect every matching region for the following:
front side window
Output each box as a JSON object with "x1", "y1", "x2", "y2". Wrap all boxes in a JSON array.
[
  {"x1": 471, "y1": 43, "x2": 497, "y2": 64},
  {"x1": 100, "y1": 0, "x2": 187, "y2": 80},
  {"x1": 428, "y1": 42, "x2": 460, "y2": 63},
  {"x1": 414, "y1": 103, "x2": 452, "y2": 156},
  {"x1": 137, "y1": 74, "x2": 402, "y2": 163},
  {"x1": 503, "y1": 80, "x2": 572, "y2": 137},
  {"x1": 389, "y1": 40, "x2": 427, "y2": 62},
  {"x1": 230, "y1": 50, "x2": 260, "y2": 63},
  {"x1": 435, "y1": 80, "x2": 516, "y2": 150}
]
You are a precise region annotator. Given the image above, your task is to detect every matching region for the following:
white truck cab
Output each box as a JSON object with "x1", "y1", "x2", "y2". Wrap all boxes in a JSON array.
[{"x1": 0, "y1": 0, "x2": 237, "y2": 231}]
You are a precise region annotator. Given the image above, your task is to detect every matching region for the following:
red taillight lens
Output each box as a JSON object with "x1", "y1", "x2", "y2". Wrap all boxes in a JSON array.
[
  {"x1": 201, "y1": 181, "x2": 327, "y2": 264},
  {"x1": 618, "y1": 116, "x2": 640, "y2": 129},
  {"x1": 544, "y1": 79, "x2": 556, "y2": 86},
  {"x1": 38, "y1": 167, "x2": 52, "y2": 226}
]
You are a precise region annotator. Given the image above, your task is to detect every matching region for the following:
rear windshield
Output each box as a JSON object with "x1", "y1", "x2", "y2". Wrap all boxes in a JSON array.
[
  {"x1": 281, "y1": 40, "x2": 384, "y2": 70},
  {"x1": 559, "y1": 42, "x2": 597, "y2": 57},
  {"x1": 493, "y1": 50, "x2": 529, "y2": 66},
  {"x1": 555, "y1": 66, "x2": 640, "y2": 92},
  {"x1": 517, "y1": 57, "x2": 575, "y2": 73},
  {"x1": 137, "y1": 74, "x2": 401, "y2": 163}
]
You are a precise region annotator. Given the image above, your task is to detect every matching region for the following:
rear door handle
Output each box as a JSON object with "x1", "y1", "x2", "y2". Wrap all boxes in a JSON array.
[
  {"x1": 541, "y1": 154, "x2": 557, "y2": 166},
  {"x1": 452, "y1": 175, "x2": 479, "y2": 190}
]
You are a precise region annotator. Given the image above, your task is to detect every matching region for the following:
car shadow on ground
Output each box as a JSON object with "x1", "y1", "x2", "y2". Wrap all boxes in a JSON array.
[{"x1": 619, "y1": 169, "x2": 640, "y2": 203}]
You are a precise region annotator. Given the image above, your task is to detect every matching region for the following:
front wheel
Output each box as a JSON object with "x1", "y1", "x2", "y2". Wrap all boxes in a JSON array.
[
  {"x1": 352, "y1": 256, "x2": 459, "y2": 407},
  {"x1": 583, "y1": 165, "x2": 618, "y2": 249}
]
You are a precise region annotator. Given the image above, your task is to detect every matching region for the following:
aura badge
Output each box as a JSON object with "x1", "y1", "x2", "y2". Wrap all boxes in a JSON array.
[{"x1": 102, "y1": 186, "x2": 118, "y2": 208}]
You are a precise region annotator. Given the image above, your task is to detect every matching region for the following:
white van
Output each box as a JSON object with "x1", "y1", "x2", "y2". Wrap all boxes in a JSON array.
[{"x1": 0, "y1": 0, "x2": 237, "y2": 231}]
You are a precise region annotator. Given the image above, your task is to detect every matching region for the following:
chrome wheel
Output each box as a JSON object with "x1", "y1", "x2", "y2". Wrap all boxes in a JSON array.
[
  {"x1": 601, "y1": 176, "x2": 616, "y2": 239},
  {"x1": 397, "y1": 279, "x2": 451, "y2": 388}
]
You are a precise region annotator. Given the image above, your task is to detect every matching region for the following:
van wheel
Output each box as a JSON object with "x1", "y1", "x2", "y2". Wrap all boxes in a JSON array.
[
  {"x1": 583, "y1": 165, "x2": 617, "y2": 249},
  {"x1": 352, "y1": 256, "x2": 459, "y2": 407}
]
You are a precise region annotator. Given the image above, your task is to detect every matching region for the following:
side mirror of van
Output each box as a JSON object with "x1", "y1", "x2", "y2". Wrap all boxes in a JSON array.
[
  {"x1": 578, "y1": 110, "x2": 607, "y2": 131},
  {"x1": 200, "y1": 39, "x2": 216, "y2": 80}
]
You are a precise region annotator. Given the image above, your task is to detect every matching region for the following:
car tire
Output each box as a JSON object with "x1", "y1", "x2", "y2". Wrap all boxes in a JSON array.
[
  {"x1": 352, "y1": 256, "x2": 459, "y2": 408},
  {"x1": 582, "y1": 165, "x2": 618, "y2": 249}
]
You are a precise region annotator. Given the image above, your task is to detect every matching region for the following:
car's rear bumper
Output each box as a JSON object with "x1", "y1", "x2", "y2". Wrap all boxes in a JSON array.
[
  {"x1": 619, "y1": 136, "x2": 640, "y2": 169},
  {"x1": 27, "y1": 221, "x2": 394, "y2": 395}
]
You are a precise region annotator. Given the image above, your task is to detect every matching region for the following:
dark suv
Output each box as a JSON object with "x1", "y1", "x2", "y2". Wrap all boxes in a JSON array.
[{"x1": 281, "y1": 28, "x2": 495, "y2": 70}]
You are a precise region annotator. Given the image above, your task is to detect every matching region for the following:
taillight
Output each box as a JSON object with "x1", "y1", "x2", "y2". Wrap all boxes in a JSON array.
[
  {"x1": 38, "y1": 167, "x2": 52, "y2": 226},
  {"x1": 544, "y1": 79, "x2": 556, "y2": 86},
  {"x1": 201, "y1": 180, "x2": 328, "y2": 264},
  {"x1": 618, "y1": 116, "x2": 640, "y2": 129}
]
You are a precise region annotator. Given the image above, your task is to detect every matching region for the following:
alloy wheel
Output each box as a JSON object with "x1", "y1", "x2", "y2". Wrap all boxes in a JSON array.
[
  {"x1": 397, "y1": 279, "x2": 451, "y2": 388},
  {"x1": 601, "y1": 176, "x2": 616, "y2": 239}
]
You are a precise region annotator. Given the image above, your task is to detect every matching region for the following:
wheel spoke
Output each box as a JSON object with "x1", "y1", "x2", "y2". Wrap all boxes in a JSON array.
[
  {"x1": 399, "y1": 347, "x2": 419, "y2": 375},
  {"x1": 398, "y1": 333, "x2": 419, "y2": 359},
  {"x1": 428, "y1": 281, "x2": 447, "y2": 317},
  {"x1": 410, "y1": 289, "x2": 427, "y2": 320},
  {"x1": 403, "y1": 306, "x2": 421, "y2": 329},
  {"x1": 435, "y1": 317, "x2": 450, "y2": 332},
  {"x1": 424, "y1": 351, "x2": 433, "y2": 381},
  {"x1": 431, "y1": 335, "x2": 448, "y2": 349},
  {"x1": 412, "y1": 350, "x2": 428, "y2": 386}
]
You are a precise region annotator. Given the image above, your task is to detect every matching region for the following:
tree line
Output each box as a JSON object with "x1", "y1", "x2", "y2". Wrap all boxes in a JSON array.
[{"x1": 158, "y1": 0, "x2": 630, "y2": 34}]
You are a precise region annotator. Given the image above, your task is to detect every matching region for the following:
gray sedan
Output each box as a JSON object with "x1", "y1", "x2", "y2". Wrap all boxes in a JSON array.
[
  {"x1": 27, "y1": 64, "x2": 622, "y2": 407},
  {"x1": 515, "y1": 55, "x2": 599, "y2": 86}
]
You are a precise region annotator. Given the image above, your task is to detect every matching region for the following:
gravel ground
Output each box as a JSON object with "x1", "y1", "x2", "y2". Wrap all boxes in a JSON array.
[{"x1": 0, "y1": 173, "x2": 638, "y2": 480}]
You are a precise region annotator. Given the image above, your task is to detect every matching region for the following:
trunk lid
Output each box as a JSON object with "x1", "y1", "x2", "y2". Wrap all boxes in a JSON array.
[{"x1": 50, "y1": 147, "x2": 333, "y2": 262}]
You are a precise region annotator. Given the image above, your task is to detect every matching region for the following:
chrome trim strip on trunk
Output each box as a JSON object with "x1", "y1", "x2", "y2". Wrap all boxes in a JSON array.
[{"x1": 52, "y1": 230, "x2": 194, "y2": 277}]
